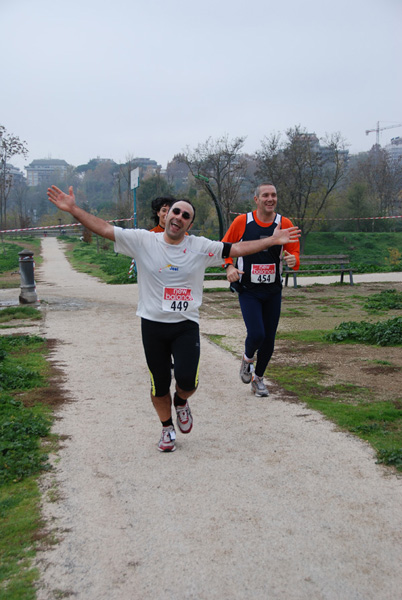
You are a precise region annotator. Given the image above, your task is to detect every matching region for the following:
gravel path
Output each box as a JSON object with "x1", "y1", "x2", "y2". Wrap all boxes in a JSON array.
[{"x1": 22, "y1": 238, "x2": 402, "y2": 599}]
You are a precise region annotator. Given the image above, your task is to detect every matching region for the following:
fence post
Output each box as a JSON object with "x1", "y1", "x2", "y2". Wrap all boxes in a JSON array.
[{"x1": 18, "y1": 250, "x2": 38, "y2": 304}]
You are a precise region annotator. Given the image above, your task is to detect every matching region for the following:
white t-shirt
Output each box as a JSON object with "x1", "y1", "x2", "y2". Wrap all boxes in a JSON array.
[{"x1": 114, "y1": 227, "x2": 225, "y2": 324}]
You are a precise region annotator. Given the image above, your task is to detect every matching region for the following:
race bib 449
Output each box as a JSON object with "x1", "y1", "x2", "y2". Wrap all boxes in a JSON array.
[
  {"x1": 251, "y1": 264, "x2": 276, "y2": 284},
  {"x1": 163, "y1": 287, "x2": 194, "y2": 312}
]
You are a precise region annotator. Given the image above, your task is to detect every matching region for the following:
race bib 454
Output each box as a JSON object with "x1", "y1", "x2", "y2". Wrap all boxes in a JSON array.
[
  {"x1": 163, "y1": 287, "x2": 194, "y2": 312},
  {"x1": 251, "y1": 264, "x2": 276, "y2": 284}
]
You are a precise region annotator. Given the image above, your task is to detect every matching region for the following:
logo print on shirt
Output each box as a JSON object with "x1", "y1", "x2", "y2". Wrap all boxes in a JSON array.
[
  {"x1": 252, "y1": 264, "x2": 275, "y2": 276},
  {"x1": 159, "y1": 264, "x2": 179, "y2": 273},
  {"x1": 164, "y1": 288, "x2": 194, "y2": 301}
]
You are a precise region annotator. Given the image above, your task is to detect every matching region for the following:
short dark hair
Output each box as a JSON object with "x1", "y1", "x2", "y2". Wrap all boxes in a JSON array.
[
  {"x1": 254, "y1": 182, "x2": 276, "y2": 197},
  {"x1": 151, "y1": 196, "x2": 175, "y2": 225},
  {"x1": 171, "y1": 198, "x2": 196, "y2": 224}
]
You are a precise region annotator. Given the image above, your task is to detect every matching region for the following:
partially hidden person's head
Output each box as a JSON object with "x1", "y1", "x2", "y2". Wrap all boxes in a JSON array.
[
  {"x1": 151, "y1": 196, "x2": 175, "y2": 227},
  {"x1": 165, "y1": 199, "x2": 196, "y2": 241}
]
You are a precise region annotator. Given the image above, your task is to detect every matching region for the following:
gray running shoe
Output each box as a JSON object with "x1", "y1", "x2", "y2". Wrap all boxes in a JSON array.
[
  {"x1": 175, "y1": 402, "x2": 193, "y2": 434},
  {"x1": 240, "y1": 355, "x2": 254, "y2": 383},
  {"x1": 158, "y1": 425, "x2": 176, "y2": 452},
  {"x1": 251, "y1": 375, "x2": 269, "y2": 397}
]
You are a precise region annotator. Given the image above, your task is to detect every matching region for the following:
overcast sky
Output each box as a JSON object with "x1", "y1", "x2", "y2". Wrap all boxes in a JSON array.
[{"x1": 2, "y1": 0, "x2": 401, "y2": 172}]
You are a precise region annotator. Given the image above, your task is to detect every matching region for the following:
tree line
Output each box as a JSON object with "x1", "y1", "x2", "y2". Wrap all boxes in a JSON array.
[{"x1": 1, "y1": 124, "x2": 402, "y2": 249}]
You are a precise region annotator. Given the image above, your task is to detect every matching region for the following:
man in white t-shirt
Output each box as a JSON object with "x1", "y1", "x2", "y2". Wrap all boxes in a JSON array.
[{"x1": 47, "y1": 185, "x2": 300, "y2": 453}]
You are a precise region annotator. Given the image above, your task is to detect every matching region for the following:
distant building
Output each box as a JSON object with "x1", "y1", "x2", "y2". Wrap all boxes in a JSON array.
[
  {"x1": 75, "y1": 157, "x2": 117, "y2": 173},
  {"x1": 132, "y1": 157, "x2": 161, "y2": 179},
  {"x1": 6, "y1": 163, "x2": 25, "y2": 185},
  {"x1": 298, "y1": 132, "x2": 349, "y2": 165},
  {"x1": 385, "y1": 137, "x2": 402, "y2": 162},
  {"x1": 165, "y1": 155, "x2": 191, "y2": 190},
  {"x1": 25, "y1": 158, "x2": 70, "y2": 186}
]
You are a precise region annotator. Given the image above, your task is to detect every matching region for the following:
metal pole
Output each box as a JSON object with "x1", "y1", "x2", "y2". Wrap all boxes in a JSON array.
[{"x1": 133, "y1": 187, "x2": 137, "y2": 228}]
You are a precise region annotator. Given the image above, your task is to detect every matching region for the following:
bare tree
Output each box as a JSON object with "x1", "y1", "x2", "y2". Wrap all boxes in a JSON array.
[
  {"x1": 350, "y1": 145, "x2": 402, "y2": 218},
  {"x1": 9, "y1": 179, "x2": 30, "y2": 229},
  {"x1": 256, "y1": 126, "x2": 348, "y2": 250},
  {"x1": 179, "y1": 135, "x2": 248, "y2": 231},
  {"x1": 0, "y1": 125, "x2": 28, "y2": 230},
  {"x1": 114, "y1": 156, "x2": 138, "y2": 224}
]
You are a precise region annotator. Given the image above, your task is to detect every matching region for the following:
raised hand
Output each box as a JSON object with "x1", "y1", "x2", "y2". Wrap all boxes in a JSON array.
[
  {"x1": 47, "y1": 185, "x2": 77, "y2": 213},
  {"x1": 272, "y1": 224, "x2": 300, "y2": 245}
]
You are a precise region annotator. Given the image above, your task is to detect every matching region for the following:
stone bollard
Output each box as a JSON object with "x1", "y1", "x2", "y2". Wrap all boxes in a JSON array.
[{"x1": 18, "y1": 250, "x2": 38, "y2": 304}]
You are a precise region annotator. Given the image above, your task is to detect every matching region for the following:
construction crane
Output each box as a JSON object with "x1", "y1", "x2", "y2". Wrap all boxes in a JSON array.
[{"x1": 365, "y1": 121, "x2": 402, "y2": 145}]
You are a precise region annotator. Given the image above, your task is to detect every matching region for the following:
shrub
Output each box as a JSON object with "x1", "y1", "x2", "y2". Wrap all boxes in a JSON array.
[{"x1": 325, "y1": 317, "x2": 402, "y2": 346}]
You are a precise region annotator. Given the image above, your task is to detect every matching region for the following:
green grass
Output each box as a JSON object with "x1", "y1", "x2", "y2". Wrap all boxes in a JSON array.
[
  {"x1": 363, "y1": 289, "x2": 402, "y2": 313},
  {"x1": 58, "y1": 232, "x2": 402, "y2": 286},
  {"x1": 0, "y1": 242, "x2": 25, "y2": 274},
  {"x1": 0, "y1": 306, "x2": 41, "y2": 325},
  {"x1": 0, "y1": 238, "x2": 42, "y2": 274},
  {"x1": 281, "y1": 307, "x2": 308, "y2": 317},
  {"x1": 207, "y1": 334, "x2": 236, "y2": 354},
  {"x1": 0, "y1": 237, "x2": 42, "y2": 291},
  {"x1": 0, "y1": 331, "x2": 54, "y2": 598},
  {"x1": 279, "y1": 289, "x2": 401, "y2": 467},
  {"x1": 268, "y1": 362, "x2": 402, "y2": 470},
  {"x1": 0, "y1": 335, "x2": 51, "y2": 483},
  {"x1": 205, "y1": 286, "x2": 402, "y2": 473},
  {"x1": 0, "y1": 478, "x2": 42, "y2": 599},
  {"x1": 304, "y1": 232, "x2": 402, "y2": 272},
  {"x1": 62, "y1": 237, "x2": 136, "y2": 284},
  {"x1": 276, "y1": 330, "x2": 327, "y2": 343}
]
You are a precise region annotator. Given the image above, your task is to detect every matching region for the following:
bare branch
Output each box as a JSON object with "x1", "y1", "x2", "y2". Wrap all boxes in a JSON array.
[
  {"x1": 256, "y1": 126, "x2": 348, "y2": 248},
  {"x1": 179, "y1": 134, "x2": 248, "y2": 230}
]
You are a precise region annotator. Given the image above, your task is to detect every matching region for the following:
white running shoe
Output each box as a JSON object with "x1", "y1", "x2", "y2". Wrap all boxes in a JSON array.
[
  {"x1": 251, "y1": 375, "x2": 269, "y2": 397},
  {"x1": 158, "y1": 425, "x2": 176, "y2": 452},
  {"x1": 175, "y1": 402, "x2": 193, "y2": 434},
  {"x1": 240, "y1": 354, "x2": 254, "y2": 384}
]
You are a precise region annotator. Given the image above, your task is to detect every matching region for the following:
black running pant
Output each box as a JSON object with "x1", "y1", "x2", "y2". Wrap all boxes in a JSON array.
[{"x1": 141, "y1": 318, "x2": 200, "y2": 397}]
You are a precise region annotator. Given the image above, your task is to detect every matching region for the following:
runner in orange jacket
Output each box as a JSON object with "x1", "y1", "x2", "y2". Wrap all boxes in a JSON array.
[{"x1": 222, "y1": 183, "x2": 300, "y2": 397}]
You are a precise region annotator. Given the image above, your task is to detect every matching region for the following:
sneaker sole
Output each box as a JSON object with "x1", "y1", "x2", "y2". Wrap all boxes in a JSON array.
[
  {"x1": 252, "y1": 388, "x2": 269, "y2": 397},
  {"x1": 158, "y1": 445, "x2": 176, "y2": 452}
]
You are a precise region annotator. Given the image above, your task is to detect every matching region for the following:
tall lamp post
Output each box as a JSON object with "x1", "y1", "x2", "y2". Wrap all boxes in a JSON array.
[{"x1": 194, "y1": 174, "x2": 224, "y2": 239}]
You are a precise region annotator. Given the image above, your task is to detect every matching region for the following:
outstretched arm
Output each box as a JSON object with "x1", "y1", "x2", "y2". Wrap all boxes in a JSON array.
[
  {"x1": 47, "y1": 186, "x2": 115, "y2": 241},
  {"x1": 229, "y1": 224, "x2": 300, "y2": 258}
]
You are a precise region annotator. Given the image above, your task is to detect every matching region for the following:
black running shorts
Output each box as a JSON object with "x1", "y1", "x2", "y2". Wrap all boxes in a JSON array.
[{"x1": 141, "y1": 318, "x2": 200, "y2": 397}]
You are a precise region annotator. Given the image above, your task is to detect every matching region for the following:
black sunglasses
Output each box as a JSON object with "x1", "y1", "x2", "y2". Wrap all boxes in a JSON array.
[{"x1": 171, "y1": 207, "x2": 191, "y2": 220}]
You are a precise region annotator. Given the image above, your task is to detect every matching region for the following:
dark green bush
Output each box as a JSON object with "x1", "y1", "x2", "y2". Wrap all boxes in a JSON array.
[
  {"x1": 0, "y1": 363, "x2": 44, "y2": 391},
  {"x1": 377, "y1": 448, "x2": 402, "y2": 468},
  {"x1": 325, "y1": 317, "x2": 402, "y2": 346}
]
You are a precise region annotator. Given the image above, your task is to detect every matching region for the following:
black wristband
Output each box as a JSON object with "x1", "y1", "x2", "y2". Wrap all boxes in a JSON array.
[{"x1": 221, "y1": 242, "x2": 232, "y2": 259}]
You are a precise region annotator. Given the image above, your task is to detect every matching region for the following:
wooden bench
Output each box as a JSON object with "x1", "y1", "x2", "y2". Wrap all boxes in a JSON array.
[{"x1": 284, "y1": 254, "x2": 354, "y2": 288}]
